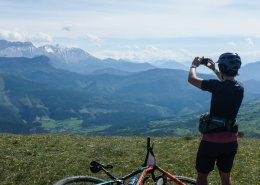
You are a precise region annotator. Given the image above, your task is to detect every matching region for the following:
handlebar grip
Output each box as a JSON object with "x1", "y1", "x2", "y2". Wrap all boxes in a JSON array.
[
  {"x1": 90, "y1": 161, "x2": 113, "y2": 169},
  {"x1": 104, "y1": 164, "x2": 113, "y2": 168}
]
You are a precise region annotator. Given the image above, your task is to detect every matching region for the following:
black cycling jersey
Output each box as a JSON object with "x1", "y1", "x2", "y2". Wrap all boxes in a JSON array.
[{"x1": 201, "y1": 79, "x2": 244, "y2": 120}]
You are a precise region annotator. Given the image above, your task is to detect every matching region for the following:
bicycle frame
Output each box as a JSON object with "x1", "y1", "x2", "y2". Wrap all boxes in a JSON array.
[
  {"x1": 137, "y1": 138, "x2": 187, "y2": 184},
  {"x1": 138, "y1": 165, "x2": 186, "y2": 185},
  {"x1": 93, "y1": 137, "x2": 191, "y2": 185}
]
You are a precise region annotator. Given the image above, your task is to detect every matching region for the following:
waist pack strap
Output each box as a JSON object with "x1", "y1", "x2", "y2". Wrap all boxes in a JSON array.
[
  {"x1": 211, "y1": 116, "x2": 226, "y2": 126},
  {"x1": 211, "y1": 116, "x2": 236, "y2": 129}
]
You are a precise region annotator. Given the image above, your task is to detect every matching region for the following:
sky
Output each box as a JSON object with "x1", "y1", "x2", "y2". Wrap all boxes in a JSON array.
[{"x1": 0, "y1": 0, "x2": 260, "y2": 64}]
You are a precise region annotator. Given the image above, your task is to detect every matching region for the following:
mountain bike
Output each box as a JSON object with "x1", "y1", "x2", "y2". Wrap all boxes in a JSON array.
[{"x1": 54, "y1": 137, "x2": 196, "y2": 185}]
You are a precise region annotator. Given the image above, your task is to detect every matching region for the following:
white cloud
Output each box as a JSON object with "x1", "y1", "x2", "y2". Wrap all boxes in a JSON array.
[
  {"x1": 239, "y1": 50, "x2": 260, "y2": 64},
  {"x1": 125, "y1": 45, "x2": 140, "y2": 50},
  {"x1": 0, "y1": 29, "x2": 52, "y2": 43},
  {"x1": 91, "y1": 45, "x2": 194, "y2": 62},
  {"x1": 84, "y1": 33, "x2": 103, "y2": 47},
  {"x1": 146, "y1": 45, "x2": 159, "y2": 52},
  {"x1": 34, "y1": 32, "x2": 52, "y2": 43},
  {"x1": 227, "y1": 42, "x2": 237, "y2": 47},
  {"x1": 179, "y1": 49, "x2": 193, "y2": 60},
  {"x1": 245, "y1": 38, "x2": 254, "y2": 48},
  {"x1": 62, "y1": 25, "x2": 73, "y2": 32}
]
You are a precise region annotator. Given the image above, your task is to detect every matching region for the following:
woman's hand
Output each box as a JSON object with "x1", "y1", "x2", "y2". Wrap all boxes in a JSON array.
[
  {"x1": 191, "y1": 57, "x2": 201, "y2": 67},
  {"x1": 204, "y1": 58, "x2": 223, "y2": 81},
  {"x1": 205, "y1": 59, "x2": 216, "y2": 71}
]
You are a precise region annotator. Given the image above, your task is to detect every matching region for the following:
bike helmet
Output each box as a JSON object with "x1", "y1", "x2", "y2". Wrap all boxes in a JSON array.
[{"x1": 217, "y1": 52, "x2": 241, "y2": 76}]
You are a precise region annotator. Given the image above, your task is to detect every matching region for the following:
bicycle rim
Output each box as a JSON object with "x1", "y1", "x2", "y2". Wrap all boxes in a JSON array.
[{"x1": 53, "y1": 176, "x2": 105, "y2": 185}]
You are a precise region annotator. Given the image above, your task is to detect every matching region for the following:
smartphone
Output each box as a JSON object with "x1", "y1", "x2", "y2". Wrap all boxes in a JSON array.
[{"x1": 201, "y1": 58, "x2": 210, "y2": 65}]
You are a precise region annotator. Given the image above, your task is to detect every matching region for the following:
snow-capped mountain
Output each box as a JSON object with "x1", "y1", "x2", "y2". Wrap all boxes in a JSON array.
[
  {"x1": 0, "y1": 39, "x2": 93, "y2": 63},
  {"x1": 37, "y1": 45, "x2": 92, "y2": 63},
  {"x1": 0, "y1": 40, "x2": 36, "y2": 57},
  {"x1": 0, "y1": 40, "x2": 155, "y2": 74}
]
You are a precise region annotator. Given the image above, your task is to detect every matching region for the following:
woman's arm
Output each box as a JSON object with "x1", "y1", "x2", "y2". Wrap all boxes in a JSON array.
[{"x1": 188, "y1": 57, "x2": 203, "y2": 89}]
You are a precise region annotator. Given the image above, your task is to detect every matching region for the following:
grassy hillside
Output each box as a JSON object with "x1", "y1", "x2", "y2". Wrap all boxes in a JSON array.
[
  {"x1": 238, "y1": 98, "x2": 260, "y2": 137},
  {"x1": 0, "y1": 135, "x2": 259, "y2": 185}
]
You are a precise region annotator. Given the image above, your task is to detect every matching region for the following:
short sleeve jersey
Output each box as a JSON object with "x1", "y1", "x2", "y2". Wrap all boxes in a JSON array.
[
  {"x1": 201, "y1": 79, "x2": 244, "y2": 143},
  {"x1": 201, "y1": 79, "x2": 244, "y2": 120}
]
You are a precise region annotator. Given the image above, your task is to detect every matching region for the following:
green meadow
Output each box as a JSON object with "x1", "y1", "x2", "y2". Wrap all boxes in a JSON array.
[{"x1": 0, "y1": 135, "x2": 259, "y2": 185}]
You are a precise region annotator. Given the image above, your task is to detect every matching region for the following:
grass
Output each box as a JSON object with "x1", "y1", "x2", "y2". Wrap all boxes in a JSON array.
[
  {"x1": 0, "y1": 135, "x2": 259, "y2": 185},
  {"x1": 41, "y1": 118, "x2": 83, "y2": 131},
  {"x1": 40, "y1": 118, "x2": 111, "y2": 134}
]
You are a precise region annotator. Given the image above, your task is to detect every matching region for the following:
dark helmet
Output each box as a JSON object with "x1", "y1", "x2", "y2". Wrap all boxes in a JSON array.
[{"x1": 217, "y1": 52, "x2": 241, "y2": 76}]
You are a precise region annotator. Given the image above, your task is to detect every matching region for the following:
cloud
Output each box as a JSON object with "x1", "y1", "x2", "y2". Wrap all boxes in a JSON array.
[
  {"x1": 0, "y1": 29, "x2": 52, "y2": 43},
  {"x1": 62, "y1": 25, "x2": 73, "y2": 32},
  {"x1": 146, "y1": 45, "x2": 159, "y2": 52},
  {"x1": 179, "y1": 49, "x2": 193, "y2": 59},
  {"x1": 90, "y1": 45, "x2": 194, "y2": 62},
  {"x1": 84, "y1": 33, "x2": 103, "y2": 47},
  {"x1": 239, "y1": 50, "x2": 260, "y2": 64},
  {"x1": 125, "y1": 45, "x2": 139, "y2": 50},
  {"x1": 33, "y1": 32, "x2": 52, "y2": 43},
  {"x1": 227, "y1": 42, "x2": 237, "y2": 47},
  {"x1": 245, "y1": 38, "x2": 254, "y2": 48}
]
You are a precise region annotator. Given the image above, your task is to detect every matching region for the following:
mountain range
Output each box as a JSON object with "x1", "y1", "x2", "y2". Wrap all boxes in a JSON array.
[
  {"x1": 0, "y1": 39, "x2": 259, "y2": 136},
  {"x1": 0, "y1": 39, "x2": 155, "y2": 74},
  {"x1": 0, "y1": 54, "x2": 210, "y2": 134}
]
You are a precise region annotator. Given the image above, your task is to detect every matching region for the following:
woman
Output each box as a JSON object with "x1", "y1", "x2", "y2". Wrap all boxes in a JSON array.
[{"x1": 188, "y1": 53, "x2": 244, "y2": 185}]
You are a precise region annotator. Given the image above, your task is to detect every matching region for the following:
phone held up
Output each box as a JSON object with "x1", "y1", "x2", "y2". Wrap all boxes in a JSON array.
[{"x1": 201, "y1": 57, "x2": 211, "y2": 66}]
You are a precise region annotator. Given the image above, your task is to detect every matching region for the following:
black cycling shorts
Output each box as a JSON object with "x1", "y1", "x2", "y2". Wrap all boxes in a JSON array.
[{"x1": 196, "y1": 140, "x2": 238, "y2": 174}]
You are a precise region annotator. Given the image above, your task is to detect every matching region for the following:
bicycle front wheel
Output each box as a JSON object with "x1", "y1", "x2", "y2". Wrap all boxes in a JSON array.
[{"x1": 53, "y1": 176, "x2": 105, "y2": 185}]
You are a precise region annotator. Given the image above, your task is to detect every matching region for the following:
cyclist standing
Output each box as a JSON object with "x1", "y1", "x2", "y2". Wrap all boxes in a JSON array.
[{"x1": 188, "y1": 53, "x2": 244, "y2": 185}]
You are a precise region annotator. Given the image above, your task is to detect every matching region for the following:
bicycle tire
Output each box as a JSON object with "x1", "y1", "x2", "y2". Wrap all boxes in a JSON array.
[
  {"x1": 53, "y1": 176, "x2": 105, "y2": 185},
  {"x1": 156, "y1": 176, "x2": 196, "y2": 185},
  {"x1": 175, "y1": 176, "x2": 196, "y2": 184}
]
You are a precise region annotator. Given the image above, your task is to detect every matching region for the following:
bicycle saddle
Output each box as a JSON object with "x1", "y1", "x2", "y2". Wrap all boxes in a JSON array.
[{"x1": 90, "y1": 161, "x2": 113, "y2": 173}]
